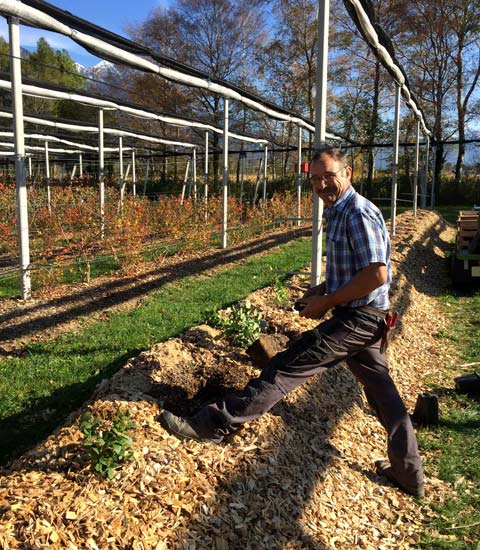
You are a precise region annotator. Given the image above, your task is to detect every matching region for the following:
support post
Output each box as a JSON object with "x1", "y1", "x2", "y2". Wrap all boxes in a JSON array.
[
  {"x1": 421, "y1": 136, "x2": 430, "y2": 209},
  {"x1": 430, "y1": 145, "x2": 437, "y2": 210},
  {"x1": 204, "y1": 132, "x2": 209, "y2": 221},
  {"x1": 132, "y1": 149, "x2": 136, "y2": 196},
  {"x1": 98, "y1": 108, "x2": 105, "y2": 239},
  {"x1": 9, "y1": 15, "x2": 30, "y2": 299},
  {"x1": 297, "y1": 125, "x2": 302, "y2": 227},
  {"x1": 118, "y1": 136, "x2": 124, "y2": 208},
  {"x1": 311, "y1": 0, "x2": 330, "y2": 286},
  {"x1": 390, "y1": 83, "x2": 401, "y2": 236},
  {"x1": 262, "y1": 144, "x2": 268, "y2": 202},
  {"x1": 44, "y1": 140, "x2": 51, "y2": 212},
  {"x1": 79, "y1": 152, "x2": 83, "y2": 179},
  {"x1": 180, "y1": 158, "x2": 190, "y2": 205},
  {"x1": 222, "y1": 98, "x2": 229, "y2": 249},
  {"x1": 413, "y1": 119, "x2": 420, "y2": 219},
  {"x1": 192, "y1": 147, "x2": 197, "y2": 202}
]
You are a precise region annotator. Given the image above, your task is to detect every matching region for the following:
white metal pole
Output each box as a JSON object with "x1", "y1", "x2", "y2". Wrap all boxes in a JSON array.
[
  {"x1": 132, "y1": 149, "x2": 136, "y2": 196},
  {"x1": 311, "y1": 0, "x2": 329, "y2": 286},
  {"x1": 71, "y1": 164, "x2": 77, "y2": 180},
  {"x1": 79, "y1": 152, "x2": 83, "y2": 178},
  {"x1": 413, "y1": 119, "x2": 420, "y2": 219},
  {"x1": 27, "y1": 155, "x2": 31, "y2": 178},
  {"x1": 180, "y1": 158, "x2": 190, "y2": 205},
  {"x1": 98, "y1": 108, "x2": 105, "y2": 239},
  {"x1": 297, "y1": 125, "x2": 302, "y2": 227},
  {"x1": 262, "y1": 144, "x2": 268, "y2": 202},
  {"x1": 222, "y1": 98, "x2": 229, "y2": 249},
  {"x1": 421, "y1": 136, "x2": 430, "y2": 209},
  {"x1": 9, "y1": 15, "x2": 30, "y2": 299},
  {"x1": 44, "y1": 140, "x2": 51, "y2": 213},
  {"x1": 204, "y1": 131, "x2": 209, "y2": 202},
  {"x1": 430, "y1": 145, "x2": 436, "y2": 210},
  {"x1": 193, "y1": 146, "x2": 197, "y2": 201},
  {"x1": 390, "y1": 83, "x2": 401, "y2": 236},
  {"x1": 118, "y1": 135, "x2": 124, "y2": 207}
]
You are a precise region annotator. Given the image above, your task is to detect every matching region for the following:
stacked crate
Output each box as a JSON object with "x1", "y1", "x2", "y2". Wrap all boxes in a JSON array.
[{"x1": 456, "y1": 210, "x2": 480, "y2": 252}]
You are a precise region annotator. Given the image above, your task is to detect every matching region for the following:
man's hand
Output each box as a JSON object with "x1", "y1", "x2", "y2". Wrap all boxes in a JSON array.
[
  {"x1": 299, "y1": 294, "x2": 333, "y2": 319},
  {"x1": 301, "y1": 281, "x2": 326, "y2": 300}
]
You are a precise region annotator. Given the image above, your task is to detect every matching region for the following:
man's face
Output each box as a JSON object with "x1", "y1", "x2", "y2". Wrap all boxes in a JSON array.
[{"x1": 310, "y1": 154, "x2": 352, "y2": 207}]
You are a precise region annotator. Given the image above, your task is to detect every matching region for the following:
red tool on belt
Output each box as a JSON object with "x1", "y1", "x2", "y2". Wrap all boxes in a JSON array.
[{"x1": 380, "y1": 311, "x2": 398, "y2": 353}]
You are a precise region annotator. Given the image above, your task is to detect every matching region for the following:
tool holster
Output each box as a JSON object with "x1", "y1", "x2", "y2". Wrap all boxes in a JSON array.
[{"x1": 380, "y1": 311, "x2": 398, "y2": 354}]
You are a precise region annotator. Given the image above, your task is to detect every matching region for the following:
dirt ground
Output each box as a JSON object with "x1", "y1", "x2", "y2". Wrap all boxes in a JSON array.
[{"x1": 0, "y1": 210, "x2": 462, "y2": 550}]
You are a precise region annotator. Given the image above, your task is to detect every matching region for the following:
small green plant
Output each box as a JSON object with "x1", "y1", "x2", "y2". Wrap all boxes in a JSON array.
[
  {"x1": 273, "y1": 276, "x2": 291, "y2": 308},
  {"x1": 80, "y1": 407, "x2": 136, "y2": 479},
  {"x1": 207, "y1": 299, "x2": 263, "y2": 348}
]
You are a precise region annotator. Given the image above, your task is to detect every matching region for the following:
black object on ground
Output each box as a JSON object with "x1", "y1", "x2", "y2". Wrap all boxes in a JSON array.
[
  {"x1": 411, "y1": 392, "x2": 439, "y2": 427},
  {"x1": 454, "y1": 372, "x2": 480, "y2": 395}
]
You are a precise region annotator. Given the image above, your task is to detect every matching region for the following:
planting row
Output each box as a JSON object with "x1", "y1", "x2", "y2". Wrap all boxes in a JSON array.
[{"x1": 0, "y1": 183, "x2": 312, "y2": 288}]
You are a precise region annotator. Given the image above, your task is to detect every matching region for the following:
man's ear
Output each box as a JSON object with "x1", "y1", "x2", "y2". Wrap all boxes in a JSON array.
[{"x1": 345, "y1": 165, "x2": 353, "y2": 179}]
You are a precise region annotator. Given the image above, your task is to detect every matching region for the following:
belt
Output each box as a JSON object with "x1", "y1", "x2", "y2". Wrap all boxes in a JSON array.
[{"x1": 335, "y1": 304, "x2": 388, "y2": 322}]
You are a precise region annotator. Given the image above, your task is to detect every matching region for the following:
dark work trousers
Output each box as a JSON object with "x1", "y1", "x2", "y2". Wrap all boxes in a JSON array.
[{"x1": 191, "y1": 307, "x2": 423, "y2": 489}]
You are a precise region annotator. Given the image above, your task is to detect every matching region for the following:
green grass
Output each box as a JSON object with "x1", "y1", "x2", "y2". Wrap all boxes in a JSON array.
[
  {"x1": 435, "y1": 205, "x2": 472, "y2": 225},
  {"x1": 0, "y1": 237, "x2": 312, "y2": 466},
  {"x1": 419, "y1": 290, "x2": 480, "y2": 549}
]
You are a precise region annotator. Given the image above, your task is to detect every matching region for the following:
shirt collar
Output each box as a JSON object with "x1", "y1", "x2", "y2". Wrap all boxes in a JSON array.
[{"x1": 326, "y1": 185, "x2": 355, "y2": 213}]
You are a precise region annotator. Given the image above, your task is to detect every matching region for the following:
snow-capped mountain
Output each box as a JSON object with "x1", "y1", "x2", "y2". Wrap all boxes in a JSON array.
[{"x1": 76, "y1": 60, "x2": 120, "y2": 79}]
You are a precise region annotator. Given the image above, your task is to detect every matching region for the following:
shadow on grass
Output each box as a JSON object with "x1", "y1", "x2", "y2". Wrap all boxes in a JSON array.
[{"x1": 0, "y1": 227, "x2": 311, "y2": 348}]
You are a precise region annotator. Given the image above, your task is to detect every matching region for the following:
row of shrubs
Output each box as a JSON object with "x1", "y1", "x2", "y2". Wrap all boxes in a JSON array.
[{"x1": 0, "y1": 182, "x2": 312, "y2": 288}]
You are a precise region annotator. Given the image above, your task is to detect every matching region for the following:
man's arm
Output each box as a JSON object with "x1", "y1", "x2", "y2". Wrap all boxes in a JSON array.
[{"x1": 300, "y1": 263, "x2": 388, "y2": 319}]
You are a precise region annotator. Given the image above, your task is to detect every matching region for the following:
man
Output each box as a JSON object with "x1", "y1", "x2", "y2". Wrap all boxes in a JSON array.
[{"x1": 160, "y1": 146, "x2": 424, "y2": 497}]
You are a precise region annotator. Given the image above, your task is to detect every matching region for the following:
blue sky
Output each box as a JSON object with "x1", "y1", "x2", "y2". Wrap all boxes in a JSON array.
[{"x1": 0, "y1": 0, "x2": 171, "y2": 66}]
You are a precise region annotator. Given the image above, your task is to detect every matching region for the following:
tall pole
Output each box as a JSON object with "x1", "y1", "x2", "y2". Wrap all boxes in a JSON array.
[
  {"x1": 27, "y1": 155, "x2": 32, "y2": 178},
  {"x1": 9, "y1": 15, "x2": 31, "y2": 299},
  {"x1": 222, "y1": 98, "x2": 229, "y2": 249},
  {"x1": 98, "y1": 109, "x2": 105, "y2": 239},
  {"x1": 430, "y1": 145, "x2": 437, "y2": 210},
  {"x1": 421, "y1": 135, "x2": 430, "y2": 209},
  {"x1": 262, "y1": 144, "x2": 268, "y2": 203},
  {"x1": 192, "y1": 146, "x2": 197, "y2": 201},
  {"x1": 44, "y1": 140, "x2": 51, "y2": 213},
  {"x1": 132, "y1": 149, "x2": 136, "y2": 196},
  {"x1": 311, "y1": 0, "x2": 329, "y2": 286},
  {"x1": 390, "y1": 83, "x2": 401, "y2": 236},
  {"x1": 118, "y1": 136, "x2": 124, "y2": 207},
  {"x1": 413, "y1": 119, "x2": 420, "y2": 219},
  {"x1": 204, "y1": 131, "x2": 209, "y2": 200},
  {"x1": 79, "y1": 152, "x2": 83, "y2": 179},
  {"x1": 297, "y1": 125, "x2": 302, "y2": 227},
  {"x1": 204, "y1": 131, "x2": 209, "y2": 221}
]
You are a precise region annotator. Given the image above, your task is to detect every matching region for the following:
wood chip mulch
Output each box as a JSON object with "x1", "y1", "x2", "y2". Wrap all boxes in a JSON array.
[{"x1": 0, "y1": 210, "x2": 462, "y2": 550}]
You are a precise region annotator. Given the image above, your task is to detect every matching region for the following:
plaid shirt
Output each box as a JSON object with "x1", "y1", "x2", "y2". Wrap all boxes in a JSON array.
[{"x1": 323, "y1": 186, "x2": 391, "y2": 310}]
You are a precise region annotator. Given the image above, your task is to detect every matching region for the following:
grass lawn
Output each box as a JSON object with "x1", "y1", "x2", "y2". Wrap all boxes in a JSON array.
[
  {"x1": 0, "y1": 237, "x2": 313, "y2": 465},
  {"x1": 419, "y1": 290, "x2": 480, "y2": 549}
]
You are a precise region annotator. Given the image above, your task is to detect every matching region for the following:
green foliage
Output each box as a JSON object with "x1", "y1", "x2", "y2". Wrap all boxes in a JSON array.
[
  {"x1": 273, "y1": 276, "x2": 290, "y2": 308},
  {"x1": 80, "y1": 407, "x2": 136, "y2": 479},
  {"x1": 208, "y1": 299, "x2": 263, "y2": 348}
]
